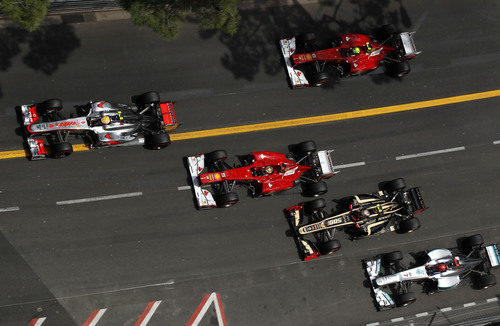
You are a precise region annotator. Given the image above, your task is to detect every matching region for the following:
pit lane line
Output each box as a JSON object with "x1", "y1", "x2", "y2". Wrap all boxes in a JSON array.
[
  {"x1": 1, "y1": 89, "x2": 500, "y2": 160},
  {"x1": 395, "y1": 146, "x2": 466, "y2": 160},
  {"x1": 56, "y1": 192, "x2": 143, "y2": 205},
  {"x1": 494, "y1": 140, "x2": 500, "y2": 145},
  {"x1": 0, "y1": 206, "x2": 20, "y2": 212}
]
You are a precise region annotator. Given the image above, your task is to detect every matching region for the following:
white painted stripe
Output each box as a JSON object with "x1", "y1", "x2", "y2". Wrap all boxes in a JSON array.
[
  {"x1": 440, "y1": 307, "x2": 452, "y2": 312},
  {"x1": 56, "y1": 192, "x2": 143, "y2": 205},
  {"x1": 493, "y1": 140, "x2": 500, "y2": 145},
  {"x1": 0, "y1": 206, "x2": 20, "y2": 212},
  {"x1": 366, "y1": 323, "x2": 380, "y2": 326},
  {"x1": 177, "y1": 186, "x2": 191, "y2": 191},
  {"x1": 33, "y1": 318, "x2": 46, "y2": 326},
  {"x1": 335, "y1": 161, "x2": 366, "y2": 169},
  {"x1": 138, "y1": 301, "x2": 161, "y2": 326},
  {"x1": 415, "y1": 312, "x2": 429, "y2": 317},
  {"x1": 487, "y1": 297, "x2": 498, "y2": 303},
  {"x1": 463, "y1": 302, "x2": 476, "y2": 308},
  {"x1": 86, "y1": 309, "x2": 107, "y2": 326},
  {"x1": 391, "y1": 317, "x2": 404, "y2": 322},
  {"x1": 395, "y1": 146, "x2": 465, "y2": 160}
]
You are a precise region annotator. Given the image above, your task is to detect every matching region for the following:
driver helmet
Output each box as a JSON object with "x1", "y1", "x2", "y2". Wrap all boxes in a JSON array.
[
  {"x1": 362, "y1": 209, "x2": 370, "y2": 217},
  {"x1": 438, "y1": 263, "x2": 447, "y2": 272},
  {"x1": 365, "y1": 42, "x2": 372, "y2": 52},
  {"x1": 264, "y1": 165, "x2": 274, "y2": 175},
  {"x1": 352, "y1": 47, "x2": 361, "y2": 55},
  {"x1": 101, "y1": 116, "x2": 111, "y2": 125}
]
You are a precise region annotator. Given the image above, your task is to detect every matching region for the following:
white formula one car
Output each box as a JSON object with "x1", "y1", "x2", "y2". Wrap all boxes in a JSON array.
[{"x1": 365, "y1": 234, "x2": 499, "y2": 310}]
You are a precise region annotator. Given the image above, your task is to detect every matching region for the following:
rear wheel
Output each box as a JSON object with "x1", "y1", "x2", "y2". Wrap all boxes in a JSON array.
[
  {"x1": 389, "y1": 61, "x2": 411, "y2": 77},
  {"x1": 303, "y1": 198, "x2": 326, "y2": 213},
  {"x1": 41, "y1": 99, "x2": 63, "y2": 113},
  {"x1": 386, "y1": 178, "x2": 406, "y2": 192},
  {"x1": 147, "y1": 132, "x2": 170, "y2": 150},
  {"x1": 321, "y1": 239, "x2": 341, "y2": 255},
  {"x1": 384, "y1": 251, "x2": 403, "y2": 265},
  {"x1": 476, "y1": 274, "x2": 496, "y2": 289},
  {"x1": 396, "y1": 292, "x2": 416, "y2": 307},
  {"x1": 141, "y1": 91, "x2": 160, "y2": 105},
  {"x1": 303, "y1": 181, "x2": 328, "y2": 197},
  {"x1": 464, "y1": 234, "x2": 484, "y2": 249},
  {"x1": 51, "y1": 142, "x2": 73, "y2": 158},
  {"x1": 295, "y1": 140, "x2": 317, "y2": 155},
  {"x1": 398, "y1": 217, "x2": 421, "y2": 233},
  {"x1": 205, "y1": 150, "x2": 227, "y2": 162},
  {"x1": 217, "y1": 192, "x2": 239, "y2": 208}
]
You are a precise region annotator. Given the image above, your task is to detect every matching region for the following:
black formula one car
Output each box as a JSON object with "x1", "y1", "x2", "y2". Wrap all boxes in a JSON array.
[
  {"x1": 365, "y1": 235, "x2": 499, "y2": 310},
  {"x1": 285, "y1": 178, "x2": 426, "y2": 260},
  {"x1": 20, "y1": 91, "x2": 178, "y2": 160}
]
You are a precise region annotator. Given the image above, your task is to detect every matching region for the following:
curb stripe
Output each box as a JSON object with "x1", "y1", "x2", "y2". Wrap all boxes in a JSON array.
[
  {"x1": 83, "y1": 308, "x2": 107, "y2": 326},
  {"x1": 28, "y1": 318, "x2": 46, "y2": 326},
  {"x1": 2, "y1": 89, "x2": 500, "y2": 160},
  {"x1": 391, "y1": 317, "x2": 404, "y2": 322},
  {"x1": 135, "y1": 301, "x2": 161, "y2": 326},
  {"x1": 486, "y1": 297, "x2": 498, "y2": 303}
]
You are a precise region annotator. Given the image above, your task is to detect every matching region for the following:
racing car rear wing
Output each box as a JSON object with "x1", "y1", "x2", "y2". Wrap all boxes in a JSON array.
[
  {"x1": 187, "y1": 154, "x2": 217, "y2": 209},
  {"x1": 279, "y1": 37, "x2": 310, "y2": 88},
  {"x1": 159, "y1": 101, "x2": 178, "y2": 131},
  {"x1": 316, "y1": 150, "x2": 336, "y2": 177},
  {"x1": 486, "y1": 244, "x2": 500, "y2": 267},
  {"x1": 397, "y1": 32, "x2": 421, "y2": 59}
]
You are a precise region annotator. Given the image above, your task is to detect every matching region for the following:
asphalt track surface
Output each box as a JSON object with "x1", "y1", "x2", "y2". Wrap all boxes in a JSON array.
[{"x1": 0, "y1": 0, "x2": 499, "y2": 325}]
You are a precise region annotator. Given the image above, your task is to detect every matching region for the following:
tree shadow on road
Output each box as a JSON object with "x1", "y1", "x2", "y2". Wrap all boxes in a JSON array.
[
  {"x1": 0, "y1": 24, "x2": 80, "y2": 98},
  {"x1": 210, "y1": 0, "x2": 412, "y2": 83}
]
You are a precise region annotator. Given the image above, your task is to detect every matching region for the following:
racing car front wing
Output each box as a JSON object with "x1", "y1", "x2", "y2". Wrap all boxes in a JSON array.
[
  {"x1": 187, "y1": 154, "x2": 217, "y2": 209},
  {"x1": 365, "y1": 258, "x2": 397, "y2": 310},
  {"x1": 279, "y1": 37, "x2": 310, "y2": 88}
]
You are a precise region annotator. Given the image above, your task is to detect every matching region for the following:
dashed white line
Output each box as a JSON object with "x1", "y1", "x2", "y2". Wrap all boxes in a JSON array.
[
  {"x1": 0, "y1": 206, "x2": 20, "y2": 213},
  {"x1": 415, "y1": 312, "x2": 429, "y2": 317},
  {"x1": 56, "y1": 192, "x2": 143, "y2": 205},
  {"x1": 486, "y1": 297, "x2": 498, "y2": 303},
  {"x1": 177, "y1": 186, "x2": 191, "y2": 191},
  {"x1": 391, "y1": 317, "x2": 404, "y2": 322},
  {"x1": 463, "y1": 302, "x2": 476, "y2": 308},
  {"x1": 335, "y1": 161, "x2": 366, "y2": 169},
  {"x1": 395, "y1": 146, "x2": 466, "y2": 160},
  {"x1": 366, "y1": 322, "x2": 380, "y2": 326},
  {"x1": 440, "y1": 307, "x2": 452, "y2": 312},
  {"x1": 494, "y1": 140, "x2": 500, "y2": 145}
]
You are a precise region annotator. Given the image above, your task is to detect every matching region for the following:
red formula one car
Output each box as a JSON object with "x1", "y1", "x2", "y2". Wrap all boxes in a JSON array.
[
  {"x1": 187, "y1": 141, "x2": 336, "y2": 208},
  {"x1": 279, "y1": 26, "x2": 420, "y2": 87}
]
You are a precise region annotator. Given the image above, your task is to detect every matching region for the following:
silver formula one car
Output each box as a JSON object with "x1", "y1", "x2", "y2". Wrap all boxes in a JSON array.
[
  {"x1": 20, "y1": 91, "x2": 178, "y2": 160},
  {"x1": 365, "y1": 234, "x2": 499, "y2": 310}
]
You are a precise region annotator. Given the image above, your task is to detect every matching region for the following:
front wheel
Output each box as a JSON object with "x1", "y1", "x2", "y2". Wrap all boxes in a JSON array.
[
  {"x1": 41, "y1": 98, "x2": 63, "y2": 114},
  {"x1": 140, "y1": 91, "x2": 160, "y2": 105},
  {"x1": 396, "y1": 292, "x2": 416, "y2": 307},
  {"x1": 51, "y1": 142, "x2": 73, "y2": 158},
  {"x1": 476, "y1": 274, "x2": 496, "y2": 289},
  {"x1": 398, "y1": 217, "x2": 421, "y2": 233},
  {"x1": 147, "y1": 132, "x2": 171, "y2": 150},
  {"x1": 294, "y1": 140, "x2": 316, "y2": 155},
  {"x1": 303, "y1": 198, "x2": 326, "y2": 213},
  {"x1": 303, "y1": 181, "x2": 328, "y2": 197},
  {"x1": 384, "y1": 251, "x2": 403, "y2": 265},
  {"x1": 320, "y1": 239, "x2": 341, "y2": 255},
  {"x1": 217, "y1": 192, "x2": 239, "y2": 208},
  {"x1": 205, "y1": 150, "x2": 227, "y2": 163}
]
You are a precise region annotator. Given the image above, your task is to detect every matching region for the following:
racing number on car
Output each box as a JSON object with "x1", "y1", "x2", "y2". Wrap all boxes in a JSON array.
[{"x1": 326, "y1": 217, "x2": 343, "y2": 226}]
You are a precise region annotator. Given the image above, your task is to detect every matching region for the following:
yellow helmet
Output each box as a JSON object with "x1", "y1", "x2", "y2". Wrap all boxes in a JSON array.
[
  {"x1": 352, "y1": 47, "x2": 361, "y2": 54},
  {"x1": 101, "y1": 116, "x2": 111, "y2": 125}
]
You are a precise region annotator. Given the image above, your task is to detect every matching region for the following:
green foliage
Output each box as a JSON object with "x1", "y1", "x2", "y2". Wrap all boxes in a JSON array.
[
  {"x1": 0, "y1": 0, "x2": 50, "y2": 32},
  {"x1": 120, "y1": 0, "x2": 240, "y2": 40}
]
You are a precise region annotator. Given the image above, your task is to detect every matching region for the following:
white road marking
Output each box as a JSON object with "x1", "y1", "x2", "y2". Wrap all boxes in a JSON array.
[
  {"x1": 440, "y1": 307, "x2": 452, "y2": 312},
  {"x1": 494, "y1": 140, "x2": 500, "y2": 145},
  {"x1": 486, "y1": 297, "x2": 498, "y2": 303},
  {"x1": 463, "y1": 302, "x2": 476, "y2": 308},
  {"x1": 135, "y1": 301, "x2": 162, "y2": 326},
  {"x1": 415, "y1": 312, "x2": 429, "y2": 317},
  {"x1": 0, "y1": 206, "x2": 20, "y2": 213},
  {"x1": 391, "y1": 317, "x2": 404, "y2": 322},
  {"x1": 177, "y1": 186, "x2": 191, "y2": 191},
  {"x1": 56, "y1": 192, "x2": 143, "y2": 205},
  {"x1": 335, "y1": 161, "x2": 366, "y2": 169},
  {"x1": 395, "y1": 146, "x2": 465, "y2": 160},
  {"x1": 30, "y1": 317, "x2": 46, "y2": 326},
  {"x1": 84, "y1": 308, "x2": 107, "y2": 326},
  {"x1": 366, "y1": 323, "x2": 380, "y2": 326}
]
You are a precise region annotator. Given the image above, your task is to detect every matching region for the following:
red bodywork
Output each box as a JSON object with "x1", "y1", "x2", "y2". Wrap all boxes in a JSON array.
[
  {"x1": 292, "y1": 34, "x2": 395, "y2": 74},
  {"x1": 199, "y1": 151, "x2": 312, "y2": 194}
]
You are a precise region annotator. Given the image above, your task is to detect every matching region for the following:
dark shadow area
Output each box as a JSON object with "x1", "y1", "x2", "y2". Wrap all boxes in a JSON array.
[
  {"x1": 208, "y1": 0, "x2": 413, "y2": 82},
  {"x1": 0, "y1": 231, "x2": 77, "y2": 325}
]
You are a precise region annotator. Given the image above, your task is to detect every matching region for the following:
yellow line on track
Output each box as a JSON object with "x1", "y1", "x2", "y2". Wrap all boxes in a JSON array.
[{"x1": 2, "y1": 89, "x2": 499, "y2": 160}]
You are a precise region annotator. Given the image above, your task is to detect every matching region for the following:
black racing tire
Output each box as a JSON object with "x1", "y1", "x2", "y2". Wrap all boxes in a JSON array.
[
  {"x1": 303, "y1": 198, "x2": 326, "y2": 213},
  {"x1": 205, "y1": 150, "x2": 227, "y2": 162},
  {"x1": 465, "y1": 234, "x2": 484, "y2": 249},
  {"x1": 217, "y1": 192, "x2": 239, "y2": 208},
  {"x1": 476, "y1": 274, "x2": 496, "y2": 289},
  {"x1": 398, "y1": 217, "x2": 421, "y2": 233},
  {"x1": 313, "y1": 71, "x2": 330, "y2": 87},
  {"x1": 303, "y1": 181, "x2": 328, "y2": 197},
  {"x1": 147, "y1": 132, "x2": 170, "y2": 150},
  {"x1": 386, "y1": 178, "x2": 406, "y2": 192},
  {"x1": 384, "y1": 251, "x2": 403, "y2": 265},
  {"x1": 396, "y1": 292, "x2": 417, "y2": 307},
  {"x1": 295, "y1": 140, "x2": 317, "y2": 155},
  {"x1": 51, "y1": 142, "x2": 73, "y2": 158},
  {"x1": 141, "y1": 91, "x2": 160, "y2": 105},
  {"x1": 320, "y1": 239, "x2": 341, "y2": 255},
  {"x1": 41, "y1": 99, "x2": 63, "y2": 113},
  {"x1": 389, "y1": 61, "x2": 411, "y2": 78}
]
